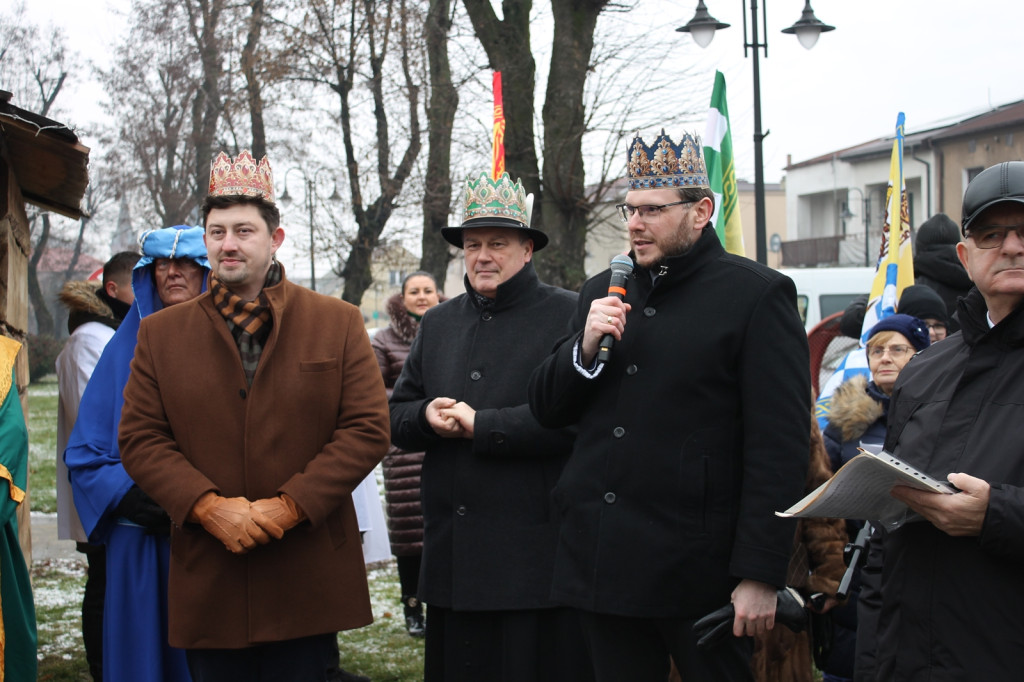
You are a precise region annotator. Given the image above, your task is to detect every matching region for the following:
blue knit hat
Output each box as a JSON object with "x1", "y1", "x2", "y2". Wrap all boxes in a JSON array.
[{"x1": 867, "y1": 313, "x2": 930, "y2": 352}]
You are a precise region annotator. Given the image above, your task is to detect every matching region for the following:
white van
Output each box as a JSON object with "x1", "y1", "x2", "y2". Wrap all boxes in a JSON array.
[{"x1": 778, "y1": 267, "x2": 876, "y2": 331}]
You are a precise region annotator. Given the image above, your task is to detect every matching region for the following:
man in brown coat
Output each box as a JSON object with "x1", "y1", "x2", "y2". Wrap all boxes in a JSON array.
[{"x1": 119, "y1": 150, "x2": 390, "y2": 681}]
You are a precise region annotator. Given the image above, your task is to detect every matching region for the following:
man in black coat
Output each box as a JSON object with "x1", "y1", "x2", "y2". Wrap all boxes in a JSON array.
[
  {"x1": 528, "y1": 132, "x2": 810, "y2": 681},
  {"x1": 389, "y1": 172, "x2": 592, "y2": 681},
  {"x1": 858, "y1": 161, "x2": 1024, "y2": 681}
]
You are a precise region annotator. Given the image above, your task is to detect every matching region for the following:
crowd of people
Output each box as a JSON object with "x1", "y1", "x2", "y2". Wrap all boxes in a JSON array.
[{"x1": 16, "y1": 136, "x2": 1019, "y2": 682}]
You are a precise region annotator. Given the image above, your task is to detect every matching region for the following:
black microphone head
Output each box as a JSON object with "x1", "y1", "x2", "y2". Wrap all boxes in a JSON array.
[{"x1": 609, "y1": 254, "x2": 634, "y2": 276}]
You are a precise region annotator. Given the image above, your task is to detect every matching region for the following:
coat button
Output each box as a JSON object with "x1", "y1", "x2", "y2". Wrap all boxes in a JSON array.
[
  {"x1": 643, "y1": 306, "x2": 656, "y2": 317},
  {"x1": 626, "y1": 364, "x2": 638, "y2": 375},
  {"x1": 612, "y1": 427, "x2": 625, "y2": 438},
  {"x1": 456, "y1": 505, "x2": 467, "y2": 516},
  {"x1": 470, "y1": 370, "x2": 482, "y2": 381},
  {"x1": 604, "y1": 492, "x2": 616, "y2": 504},
  {"x1": 482, "y1": 311, "x2": 493, "y2": 321},
  {"x1": 239, "y1": 389, "x2": 247, "y2": 399}
]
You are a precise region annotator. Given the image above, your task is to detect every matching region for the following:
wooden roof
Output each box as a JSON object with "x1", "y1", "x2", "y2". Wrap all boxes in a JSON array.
[{"x1": 0, "y1": 90, "x2": 90, "y2": 220}]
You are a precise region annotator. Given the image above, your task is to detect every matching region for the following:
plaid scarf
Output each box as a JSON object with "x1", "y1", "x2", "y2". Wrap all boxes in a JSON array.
[{"x1": 210, "y1": 262, "x2": 281, "y2": 386}]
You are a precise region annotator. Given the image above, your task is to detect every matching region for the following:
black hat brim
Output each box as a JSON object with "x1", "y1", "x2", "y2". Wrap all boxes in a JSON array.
[{"x1": 442, "y1": 217, "x2": 549, "y2": 251}]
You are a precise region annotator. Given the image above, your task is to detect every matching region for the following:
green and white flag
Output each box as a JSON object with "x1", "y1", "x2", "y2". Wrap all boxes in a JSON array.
[{"x1": 703, "y1": 71, "x2": 745, "y2": 256}]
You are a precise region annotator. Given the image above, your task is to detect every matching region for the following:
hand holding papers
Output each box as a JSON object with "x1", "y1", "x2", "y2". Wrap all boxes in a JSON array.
[{"x1": 777, "y1": 449, "x2": 955, "y2": 526}]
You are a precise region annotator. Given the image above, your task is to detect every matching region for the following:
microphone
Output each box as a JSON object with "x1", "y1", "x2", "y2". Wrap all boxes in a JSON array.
[{"x1": 596, "y1": 254, "x2": 634, "y2": 365}]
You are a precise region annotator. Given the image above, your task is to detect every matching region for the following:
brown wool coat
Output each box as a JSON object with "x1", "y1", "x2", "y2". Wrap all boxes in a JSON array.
[{"x1": 119, "y1": 277, "x2": 390, "y2": 649}]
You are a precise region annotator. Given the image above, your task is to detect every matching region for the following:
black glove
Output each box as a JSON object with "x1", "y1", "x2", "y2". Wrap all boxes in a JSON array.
[
  {"x1": 692, "y1": 587, "x2": 808, "y2": 649},
  {"x1": 115, "y1": 485, "x2": 172, "y2": 535}
]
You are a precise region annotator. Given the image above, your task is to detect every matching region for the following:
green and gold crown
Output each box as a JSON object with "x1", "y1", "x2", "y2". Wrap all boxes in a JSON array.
[
  {"x1": 442, "y1": 172, "x2": 548, "y2": 250},
  {"x1": 626, "y1": 131, "x2": 709, "y2": 190}
]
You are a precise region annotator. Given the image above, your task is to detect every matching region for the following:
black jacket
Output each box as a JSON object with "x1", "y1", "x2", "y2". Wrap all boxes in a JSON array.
[
  {"x1": 529, "y1": 226, "x2": 810, "y2": 619},
  {"x1": 389, "y1": 262, "x2": 577, "y2": 610},
  {"x1": 870, "y1": 287, "x2": 1024, "y2": 680}
]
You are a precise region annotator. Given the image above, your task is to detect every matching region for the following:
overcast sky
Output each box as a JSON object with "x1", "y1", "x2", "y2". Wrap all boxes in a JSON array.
[{"x1": 22, "y1": 0, "x2": 1024, "y2": 187}]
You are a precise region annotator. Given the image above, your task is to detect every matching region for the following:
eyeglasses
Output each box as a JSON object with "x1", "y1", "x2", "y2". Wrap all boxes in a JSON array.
[
  {"x1": 967, "y1": 223, "x2": 1024, "y2": 249},
  {"x1": 926, "y1": 322, "x2": 947, "y2": 332},
  {"x1": 867, "y1": 344, "x2": 914, "y2": 360},
  {"x1": 615, "y1": 201, "x2": 694, "y2": 223}
]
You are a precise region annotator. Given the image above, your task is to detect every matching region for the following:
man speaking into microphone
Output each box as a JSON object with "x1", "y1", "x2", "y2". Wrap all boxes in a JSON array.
[{"x1": 529, "y1": 131, "x2": 810, "y2": 681}]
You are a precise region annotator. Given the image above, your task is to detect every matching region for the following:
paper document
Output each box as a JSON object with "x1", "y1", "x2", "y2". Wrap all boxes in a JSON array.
[{"x1": 777, "y1": 449, "x2": 955, "y2": 522}]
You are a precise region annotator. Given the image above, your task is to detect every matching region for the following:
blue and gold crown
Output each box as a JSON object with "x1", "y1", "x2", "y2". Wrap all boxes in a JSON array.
[{"x1": 626, "y1": 131, "x2": 709, "y2": 190}]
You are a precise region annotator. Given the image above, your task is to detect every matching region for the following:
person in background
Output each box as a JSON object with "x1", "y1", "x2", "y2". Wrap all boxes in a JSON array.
[
  {"x1": 0, "y1": 335, "x2": 36, "y2": 682},
  {"x1": 371, "y1": 270, "x2": 443, "y2": 637},
  {"x1": 389, "y1": 172, "x2": 591, "y2": 681},
  {"x1": 66, "y1": 228, "x2": 208, "y2": 682},
  {"x1": 56, "y1": 250, "x2": 140, "y2": 681},
  {"x1": 821, "y1": 314, "x2": 929, "y2": 682},
  {"x1": 913, "y1": 213, "x2": 972, "y2": 332}
]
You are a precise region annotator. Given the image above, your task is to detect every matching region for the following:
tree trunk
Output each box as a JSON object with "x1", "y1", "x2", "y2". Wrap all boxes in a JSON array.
[
  {"x1": 535, "y1": 0, "x2": 608, "y2": 291},
  {"x1": 421, "y1": 0, "x2": 458, "y2": 290},
  {"x1": 242, "y1": 0, "x2": 268, "y2": 159},
  {"x1": 462, "y1": 0, "x2": 541, "y2": 201},
  {"x1": 28, "y1": 214, "x2": 55, "y2": 337}
]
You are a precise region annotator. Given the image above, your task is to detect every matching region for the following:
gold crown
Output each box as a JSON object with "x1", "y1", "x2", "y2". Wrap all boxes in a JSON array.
[
  {"x1": 626, "y1": 131, "x2": 709, "y2": 190},
  {"x1": 208, "y1": 150, "x2": 275, "y2": 203}
]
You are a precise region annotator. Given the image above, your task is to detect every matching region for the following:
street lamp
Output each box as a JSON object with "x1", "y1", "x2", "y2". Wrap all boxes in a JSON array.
[
  {"x1": 279, "y1": 167, "x2": 341, "y2": 292},
  {"x1": 677, "y1": 0, "x2": 834, "y2": 265}
]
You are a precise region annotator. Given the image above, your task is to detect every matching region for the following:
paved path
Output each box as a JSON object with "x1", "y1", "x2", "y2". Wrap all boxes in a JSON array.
[{"x1": 30, "y1": 512, "x2": 81, "y2": 563}]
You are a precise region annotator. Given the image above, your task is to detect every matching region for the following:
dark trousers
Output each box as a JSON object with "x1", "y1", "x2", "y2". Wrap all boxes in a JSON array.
[
  {"x1": 397, "y1": 553, "x2": 421, "y2": 601},
  {"x1": 78, "y1": 542, "x2": 106, "y2": 682},
  {"x1": 185, "y1": 632, "x2": 337, "y2": 682},
  {"x1": 578, "y1": 611, "x2": 754, "y2": 682},
  {"x1": 424, "y1": 605, "x2": 594, "y2": 682}
]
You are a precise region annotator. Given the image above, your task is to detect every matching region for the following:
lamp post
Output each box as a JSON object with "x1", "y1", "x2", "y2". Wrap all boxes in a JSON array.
[
  {"x1": 677, "y1": 0, "x2": 834, "y2": 265},
  {"x1": 279, "y1": 167, "x2": 341, "y2": 292}
]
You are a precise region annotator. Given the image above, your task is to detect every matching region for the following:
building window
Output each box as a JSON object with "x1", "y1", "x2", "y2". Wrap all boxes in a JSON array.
[{"x1": 389, "y1": 270, "x2": 405, "y2": 287}]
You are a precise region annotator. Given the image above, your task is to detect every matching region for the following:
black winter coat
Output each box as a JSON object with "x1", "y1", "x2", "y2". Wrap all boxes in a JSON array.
[
  {"x1": 868, "y1": 287, "x2": 1024, "y2": 681},
  {"x1": 389, "y1": 262, "x2": 578, "y2": 610},
  {"x1": 529, "y1": 226, "x2": 810, "y2": 619}
]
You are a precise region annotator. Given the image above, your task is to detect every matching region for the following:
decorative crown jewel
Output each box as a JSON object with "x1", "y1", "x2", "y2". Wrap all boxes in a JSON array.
[
  {"x1": 626, "y1": 130, "x2": 709, "y2": 191},
  {"x1": 208, "y1": 150, "x2": 275, "y2": 203},
  {"x1": 462, "y1": 172, "x2": 532, "y2": 227}
]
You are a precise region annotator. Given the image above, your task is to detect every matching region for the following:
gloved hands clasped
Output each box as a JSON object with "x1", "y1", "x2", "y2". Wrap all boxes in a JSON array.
[
  {"x1": 188, "y1": 492, "x2": 305, "y2": 555},
  {"x1": 692, "y1": 587, "x2": 808, "y2": 649}
]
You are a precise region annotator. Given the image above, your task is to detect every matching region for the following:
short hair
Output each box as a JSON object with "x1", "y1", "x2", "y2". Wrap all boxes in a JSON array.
[
  {"x1": 401, "y1": 271, "x2": 438, "y2": 295},
  {"x1": 865, "y1": 330, "x2": 900, "y2": 349},
  {"x1": 201, "y1": 195, "x2": 281, "y2": 232},
  {"x1": 103, "y1": 251, "x2": 141, "y2": 286},
  {"x1": 676, "y1": 186, "x2": 716, "y2": 214}
]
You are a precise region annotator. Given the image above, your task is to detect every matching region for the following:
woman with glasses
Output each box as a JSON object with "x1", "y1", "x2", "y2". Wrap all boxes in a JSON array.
[{"x1": 818, "y1": 314, "x2": 930, "y2": 682}]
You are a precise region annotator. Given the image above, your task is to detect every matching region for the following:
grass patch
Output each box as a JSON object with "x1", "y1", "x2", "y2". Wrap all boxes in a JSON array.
[{"x1": 28, "y1": 374, "x2": 59, "y2": 514}]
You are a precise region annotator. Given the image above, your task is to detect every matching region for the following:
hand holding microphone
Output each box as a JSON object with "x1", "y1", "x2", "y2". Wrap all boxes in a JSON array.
[{"x1": 581, "y1": 255, "x2": 634, "y2": 366}]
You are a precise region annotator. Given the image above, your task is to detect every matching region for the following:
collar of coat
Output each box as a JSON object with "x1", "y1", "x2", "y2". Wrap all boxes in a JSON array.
[
  {"x1": 827, "y1": 374, "x2": 888, "y2": 443},
  {"x1": 958, "y1": 285, "x2": 1024, "y2": 348},
  {"x1": 630, "y1": 224, "x2": 724, "y2": 291},
  {"x1": 462, "y1": 260, "x2": 540, "y2": 312}
]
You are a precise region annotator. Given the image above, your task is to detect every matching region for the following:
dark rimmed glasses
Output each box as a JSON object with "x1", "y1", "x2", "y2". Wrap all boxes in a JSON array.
[
  {"x1": 615, "y1": 201, "x2": 695, "y2": 223},
  {"x1": 967, "y1": 223, "x2": 1024, "y2": 249}
]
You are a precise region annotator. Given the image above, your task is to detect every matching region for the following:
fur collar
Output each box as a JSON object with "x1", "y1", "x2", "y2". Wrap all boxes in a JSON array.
[
  {"x1": 59, "y1": 280, "x2": 114, "y2": 318},
  {"x1": 386, "y1": 293, "x2": 420, "y2": 344},
  {"x1": 827, "y1": 374, "x2": 885, "y2": 442}
]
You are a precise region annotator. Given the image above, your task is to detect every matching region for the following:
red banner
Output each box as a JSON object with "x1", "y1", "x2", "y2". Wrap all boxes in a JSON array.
[{"x1": 492, "y1": 71, "x2": 505, "y2": 179}]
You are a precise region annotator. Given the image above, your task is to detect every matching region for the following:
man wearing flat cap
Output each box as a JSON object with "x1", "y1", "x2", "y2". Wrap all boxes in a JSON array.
[
  {"x1": 529, "y1": 132, "x2": 810, "y2": 680},
  {"x1": 859, "y1": 161, "x2": 1024, "y2": 681},
  {"x1": 389, "y1": 172, "x2": 592, "y2": 681}
]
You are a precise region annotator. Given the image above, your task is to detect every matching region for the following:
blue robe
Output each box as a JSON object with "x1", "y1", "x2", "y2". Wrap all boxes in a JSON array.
[{"x1": 66, "y1": 242, "x2": 208, "y2": 682}]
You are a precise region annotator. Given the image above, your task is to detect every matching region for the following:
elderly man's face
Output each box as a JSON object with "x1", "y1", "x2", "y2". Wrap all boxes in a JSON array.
[
  {"x1": 462, "y1": 227, "x2": 533, "y2": 298},
  {"x1": 957, "y1": 203, "x2": 1024, "y2": 306},
  {"x1": 154, "y1": 258, "x2": 204, "y2": 307}
]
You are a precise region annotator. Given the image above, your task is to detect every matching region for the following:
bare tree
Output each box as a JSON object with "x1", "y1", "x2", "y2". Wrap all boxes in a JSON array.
[
  {"x1": 420, "y1": 0, "x2": 459, "y2": 288},
  {"x1": 283, "y1": 0, "x2": 424, "y2": 305}
]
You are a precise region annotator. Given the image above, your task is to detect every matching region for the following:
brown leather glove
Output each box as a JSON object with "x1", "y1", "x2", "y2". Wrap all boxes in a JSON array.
[
  {"x1": 250, "y1": 494, "x2": 306, "y2": 537},
  {"x1": 189, "y1": 493, "x2": 277, "y2": 554}
]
